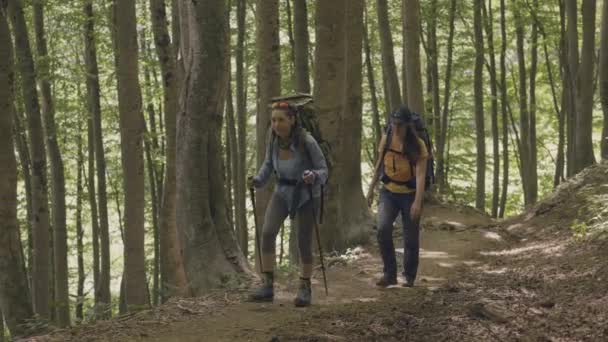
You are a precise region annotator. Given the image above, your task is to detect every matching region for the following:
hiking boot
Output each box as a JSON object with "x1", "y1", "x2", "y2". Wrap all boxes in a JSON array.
[
  {"x1": 402, "y1": 277, "x2": 415, "y2": 288},
  {"x1": 294, "y1": 278, "x2": 312, "y2": 307},
  {"x1": 375, "y1": 274, "x2": 397, "y2": 288},
  {"x1": 249, "y1": 272, "x2": 274, "y2": 302}
]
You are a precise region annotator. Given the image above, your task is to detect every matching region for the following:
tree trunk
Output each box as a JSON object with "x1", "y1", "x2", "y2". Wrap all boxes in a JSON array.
[
  {"x1": 403, "y1": 0, "x2": 424, "y2": 114},
  {"x1": 437, "y1": 0, "x2": 456, "y2": 195},
  {"x1": 226, "y1": 72, "x2": 239, "y2": 235},
  {"x1": 574, "y1": 0, "x2": 597, "y2": 171},
  {"x1": 363, "y1": 8, "x2": 382, "y2": 154},
  {"x1": 149, "y1": 0, "x2": 189, "y2": 301},
  {"x1": 83, "y1": 0, "x2": 111, "y2": 316},
  {"x1": 515, "y1": 6, "x2": 531, "y2": 207},
  {"x1": 177, "y1": 0, "x2": 251, "y2": 295},
  {"x1": 483, "y1": 0, "x2": 500, "y2": 217},
  {"x1": 112, "y1": 0, "x2": 149, "y2": 310},
  {"x1": 498, "y1": 0, "x2": 509, "y2": 218},
  {"x1": 254, "y1": 0, "x2": 281, "y2": 271},
  {"x1": 401, "y1": 0, "x2": 408, "y2": 104},
  {"x1": 0, "y1": 8, "x2": 35, "y2": 337},
  {"x1": 565, "y1": 0, "x2": 579, "y2": 176},
  {"x1": 6, "y1": 0, "x2": 52, "y2": 319},
  {"x1": 235, "y1": 0, "x2": 248, "y2": 258},
  {"x1": 427, "y1": 0, "x2": 441, "y2": 146},
  {"x1": 528, "y1": 0, "x2": 539, "y2": 204},
  {"x1": 76, "y1": 123, "x2": 85, "y2": 321},
  {"x1": 86, "y1": 108, "x2": 101, "y2": 317},
  {"x1": 376, "y1": 0, "x2": 401, "y2": 112},
  {"x1": 554, "y1": 1, "x2": 567, "y2": 187},
  {"x1": 12, "y1": 109, "x2": 34, "y2": 289},
  {"x1": 315, "y1": 0, "x2": 370, "y2": 252},
  {"x1": 474, "y1": 0, "x2": 486, "y2": 211},
  {"x1": 143, "y1": 121, "x2": 160, "y2": 305},
  {"x1": 293, "y1": 0, "x2": 310, "y2": 93},
  {"x1": 601, "y1": 0, "x2": 608, "y2": 159},
  {"x1": 32, "y1": 0, "x2": 70, "y2": 326}
]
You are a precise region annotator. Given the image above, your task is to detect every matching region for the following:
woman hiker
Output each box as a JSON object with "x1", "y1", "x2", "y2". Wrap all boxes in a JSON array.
[
  {"x1": 366, "y1": 105, "x2": 429, "y2": 288},
  {"x1": 248, "y1": 101, "x2": 328, "y2": 307}
]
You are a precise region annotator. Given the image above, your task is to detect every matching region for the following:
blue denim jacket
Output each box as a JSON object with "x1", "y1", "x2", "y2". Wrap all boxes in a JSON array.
[{"x1": 253, "y1": 132, "x2": 328, "y2": 211}]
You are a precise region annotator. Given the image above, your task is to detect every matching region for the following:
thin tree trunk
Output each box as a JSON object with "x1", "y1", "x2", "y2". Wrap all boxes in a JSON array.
[
  {"x1": 363, "y1": 8, "x2": 382, "y2": 155},
  {"x1": 284, "y1": 0, "x2": 296, "y2": 89},
  {"x1": 293, "y1": 0, "x2": 310, "y2": 93},
  {"x1": 528, "y1": 0, "x2": 539, "y2": 204},
  {"x1": 143, "y1": 122, "x2": 160, "y2": 305},
  {"x1": 0, "y1": 8, "x2": 35, "y2": 336},
  {"x1": 32, "y1": 0, "x2": 69, "y2": 326},
  {"x1": 483, "y1": 0, "x2": 500, "y2": 217},
  {"x1": 76, "y1": 123, "x2": 85, "y2": 321},
  {"x1": 401, "y1": 0, "x2": 408, "y2": 105},
  {"x1": 574, "y1": 0, "x2": 597, "y2": 171},
  {"x1": 437, "y1": 0, "x2": 457, "y2": 195},
  {"x1": 376, "y1": 0, "x2": 401, "y2": 112},
  {"x1": 601, "y1": 0, "x2": 608, "y2": 159},
  {"x1": 515, "y1": 6, "x2": 531, "y2": 206},
  {"x1": 235, "y1": 0, "x2": 248, "y2": 258},
  {"x1": 83, "y1": 0, "x2": 111, "y2": 316},
  {"x1": 6, "y1": 0, "x2": 52, "y2": 319},
  {"x1": 112, "y1": 0, "x2": 149, "y2": 310},
  {"x1": 86, "y1": 107, "x2": 101, "y2": 316},
  {"x1": 403, "y1": 0, "x2": 424, "y2": 114},
  {"x1": 498, "y1": 0, "x2": 509, "y2": 218},
  {"x1": 255, "y1": 0, "x2": 281, "y2": 271},
  {"x1": 226, "y1": 72, "x2": 239, "y2": 233},
  {"x1": 149, "y1": 0, "x2": 189, "y2": 301},
  {"x1": 565, "y1": 0, "x2": 579, "y2": 176},
  {"x1": 12, "y1": 109, "x2": 33, "y2": 289},
  {"x1": 428, "y1": 0, "x2": 441, "y2": 146},
  {"x1": 474, "y1": 0, "x2": 486, "y2": 211}
]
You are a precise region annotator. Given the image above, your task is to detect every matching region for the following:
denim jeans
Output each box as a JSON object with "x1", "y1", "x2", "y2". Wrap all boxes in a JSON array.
[{"x1": 376, "y1": 188, "x2": 420, "y2": 281}]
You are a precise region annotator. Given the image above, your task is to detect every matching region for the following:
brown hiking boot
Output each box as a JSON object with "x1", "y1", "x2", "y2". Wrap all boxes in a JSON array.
[{"x1": 294, "y1": 278, "x2": 312, "y2": 307}]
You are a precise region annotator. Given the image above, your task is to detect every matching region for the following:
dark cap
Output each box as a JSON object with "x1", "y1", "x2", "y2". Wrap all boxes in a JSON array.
[{"x1": 390, "y1": 106, "x2": 412, "y2": 123}]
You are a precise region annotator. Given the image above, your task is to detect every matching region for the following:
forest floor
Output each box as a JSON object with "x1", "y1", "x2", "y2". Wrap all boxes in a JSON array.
[{"x1": 37, "y1": 161, "x2": 608, "y2": 342}]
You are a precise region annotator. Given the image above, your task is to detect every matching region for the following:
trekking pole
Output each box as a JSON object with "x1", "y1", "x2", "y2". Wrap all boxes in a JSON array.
[
  {"x1": 308, "y1": 186, "x2": 328, "y2": 296},
  {"x1": 249, "y1": 186, "x2": 263, "y2": 273}
]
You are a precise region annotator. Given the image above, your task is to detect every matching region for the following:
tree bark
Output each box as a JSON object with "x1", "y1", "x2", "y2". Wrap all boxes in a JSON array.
[
  {"x1": 149, "y1": 0, "x2": 189, "y2": 301},
  {"x1": 112, "y1": 0, "x2": 149, "y2": 310},
  {"x1": 565, "y1": 0, "x2": 579, "y2": 176},
  {"x1": 403, "y1": 0, "x2": 424, "y2": 114},
  {"x1": 376, "y1": 0, "x2": 401, "y2": 112},
  {"x1": 235, "y1": 0, "x2": 248, "y2": 258},
  {"x1": 83, "y1": 0, "x2": 111, "y2": 316},
  {"x1": 315, "y1": 0, "x2": 370, "y2": 252},
  {"x1": 574, "y1": 0, "x2": 597, "y2": 171},
  {"x1": 601, "y1": 0, "x2": 608, "y2": 159},
  {"x1": 32, "y1": 0, "x2": 69, "y2": 326},
  {"x1": 498, "y1": 0, "x2": 509, "y2": 218},
  {"x1": 483, "y1": 0, "x2": 500, "y2": 217},
  {"x1": 528, "y1": 0, "x2": 539, "y2": 204},
  {"x1": 363, "y1": 8, "x2": 382, "y2": 154},
  {"x1": 474, "y1": 0, "x2": 486, "y2": 211},
  {"x1": 0, "y1": 7, "x2": 35, "y2": 336},
  {"x1": 293, "y1": 0, "x2": 310, "y2": 93},
  {"x1": 6, "y1": 0, "x2": 52, "y2": 319},
  {"x1": 437, "y1": 0, "x2": 457, "y2": 195},
  {"x1": 177, "y1": 0, "x2": 251, "y2": 295},
  {"x1": 515, "y1": 6, "x2": 531, "y2": 207},
  {"x1": 76, "y1": 121, "x2": 85, "y2": 321},
  {"x1": 254, "y1": 0, "x2": 281, "y2": 271}
]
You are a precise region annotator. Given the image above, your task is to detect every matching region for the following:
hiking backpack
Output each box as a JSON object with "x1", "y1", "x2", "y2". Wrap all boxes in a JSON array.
[
  {"x1": 381, "y1": 111, "x2": 435, "y2": 191},
  {"x1": 269, "y1": 93, "x2": 331, "y2": 222}
]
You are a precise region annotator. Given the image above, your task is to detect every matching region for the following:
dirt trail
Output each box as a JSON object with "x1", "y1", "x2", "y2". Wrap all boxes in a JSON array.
[
  {"x1": 44, "y1": 163, "x2": 608, "y2": 342},
  {"x1": 138, "y1": 205, "x2": 501, "y2": 342}
]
